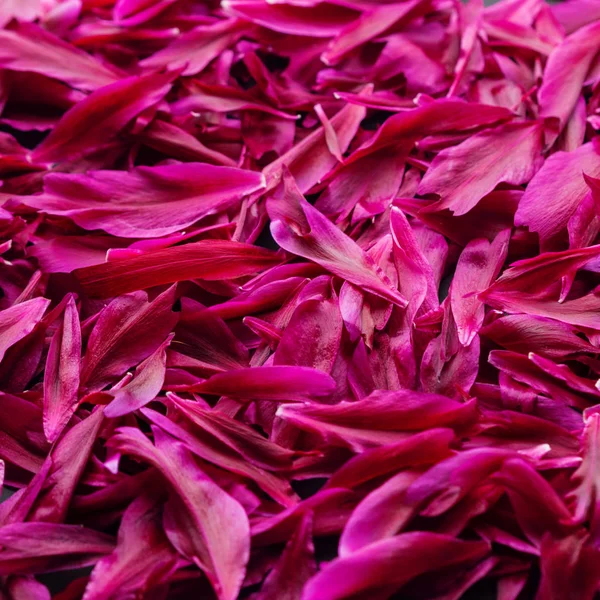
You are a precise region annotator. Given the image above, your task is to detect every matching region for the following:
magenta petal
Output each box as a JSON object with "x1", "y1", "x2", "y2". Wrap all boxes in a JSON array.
[
  {"x1": 80, "y1": 286, "x2": 178, "y2": 392},
  {"x1": 43, "y1": 295, "x2": 81, "y2": 442},
  {"x1": 110, "y1": 427, "x2": 250, "y2": 600},
  {"x1": 302, "y1": 532, "x2": 489, "y2": 600},
  {"x1": 538, "y1": 20, "x2": 600, "y2": 144},
  {"x1": 83, "y1": 493, "x2": 178, "y2": 599},
  {"x1": 31, "y1": 71, "x2": 174, "y2": 164},
  {"x1": 192, "y1": 365, "x2": 336, "y2": 401},
  {"x1": 514, "y1": 140, "x2": 600, "y2": 246},
  {"x1": 267, "y1": 172, "x2": 407, "y2": 307},
  {"x1": 27, "y1": 163, "x2": 265, "y2": 238},
  {"x1": 103, "y1": 334, "x2": 171, "y2": 417},
  {"x1": 0, "y1": 23, "x2": 120, "y2": 91},
  {"x1": 418, "y1": 121, "x2": 544, "y2": 215},
  {"x1": 0, "y1": 297, "x2": 49, "y2": 363}
]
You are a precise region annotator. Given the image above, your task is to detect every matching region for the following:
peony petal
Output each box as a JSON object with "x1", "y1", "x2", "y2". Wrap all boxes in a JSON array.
[
  {"x1": 109, "y1": 427, "x2": 250, "y2": 600},
  {"x1": 80, "y1": 286, "x2": 178, "y2": 392},
  {"x1": 514, "y1": 140, "x2": 600, "y2": 247},
  {"x1": 0, "y1": 23, "x2": 120, "y2": 91},
  {"x1": 538, "y1": 20, "x2": 600, "y2": 144},
  {"x1": 267, "y1": 172, "x2": 407, "y2": 306},
  {"x1": 451, "y1": 229, "x2": 510, "y2": 346},
  {"x1": 302, "y1": 532, "x2": 489, "y2": 600},
  {"x1": 31, "y1": 71, "x2": 174, "y2": 164},
  {"x1": 83, "y1": 493, "x2": 178, "y2": 600},
  {"x1": 140, "y1": 19, "x2": 248, "y2": 77},
  {"x1": 418, "y1": 121, "x2": 544, "y2": 215},
  {"x1": 26, "y1": 163, "x2": 265, "y2": 238},
  {"x1": 254, "y1": 512, "x2": 315, "y2": 600},
  {"x1": 103, "y1": 335, "x2": 171, "y2": 417},
  {"x1": 191, "y1": 365, "x2": 336, "y2": 401},
  {"x1": 0, "y1": 522, "x2": 114, "y2": 576},
  {"x1": 277, "y1": 389, "x2": 477, "y2": 451},
  {"x1": 0, "y1": 297, "x2": 49, "y2": 363},
  {"x1": 43, "y1": 295, "x2": 82, "y2": 442},
  {"x1": 75, "y1": 241, "x2": 283, "y2": 298},
  {"x1": 481, "y1": 314, "x2": 597, "y2": 358}
]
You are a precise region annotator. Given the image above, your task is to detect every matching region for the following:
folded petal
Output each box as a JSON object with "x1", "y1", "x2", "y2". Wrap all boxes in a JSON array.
[
  {"x1": 276, "y1": 389, "x2": 477, "y2": 451},
  {"x1": 104, "y1": 335, "x2": 171, "y2": 417},
  {"x1": 254, "y1": 512, "x2": 315, "y2": 600},
  {"x1": 75, "y1": 241, "x2": 283, "y2": 298},
  {"x1": 31, "y1": 71, "x2": 174, "y2": 164},
  {"x1": 481, "y1": 314, "x2": 597, "y2": 358},
  {"x1": 267, "y1": 173, "x2": 407, "y2": 306},
  {"x1": 539, "y1": 20, "x2": 600, "y2": 144},
  {"x1": 29, "y1": 408, "x2": 105, "y2": 523},
  {"x1": 325, "y1": 428, "x2": 454, "y2": 490},
  {"x1": 109, "y1": 427, "x2": 250, "y2": 600},
  {"x1": 339, "y1": 470, "x2": 421, "y2": 556},
  {"x1": 484, "y1": 289, "x2": 600, "y2": 331},
  {"x1": 492, "y1": 459, "x2": 575, "y2": 545},
  {"x1": 451, "y1": 229, "x2": 510, "y2": 345},
  {"x1": 403, "y1": 448, "x2": 515, "y2": 517},
  {"x1": 349, "y1": 98, "x2": 512, "y2": 162},
  {"x1": 83, "y1": 493, "x2": 178, "y2": 600},
  {"x1": 483, "y1": 243, "x2": 600, "y2": 298},
  {"x1": 80, "y1": 286, "x2": 178, "y2": 392},
  {"x1": 0, "y1": 297, "x2": 49, "y2": 363}
]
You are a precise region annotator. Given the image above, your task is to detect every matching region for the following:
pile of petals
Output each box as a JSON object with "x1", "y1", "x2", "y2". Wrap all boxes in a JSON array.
[{"x1": 2, "y1": 0, "x2": 600, "y2": 598}]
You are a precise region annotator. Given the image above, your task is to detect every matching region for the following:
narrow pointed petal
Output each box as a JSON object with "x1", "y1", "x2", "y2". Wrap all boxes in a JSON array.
[
  {"x1": 75, "y1": 241, "x2": 283, "y2": 298},
  {"x1": 192, "y1": 365, "x2": 336, "y2": 401},
  {"x1": 302, "y1": 533, "x2": 489, "y2": 600},
  {"x1": 43, "y1": 295, "x2": 82, "y2": 442},
  {"x1": 267, "y1": 173, "x2": 407, "y2": 306},
  {"x1": 31, "y1": 71, "x2": 174, "y2": 164}
]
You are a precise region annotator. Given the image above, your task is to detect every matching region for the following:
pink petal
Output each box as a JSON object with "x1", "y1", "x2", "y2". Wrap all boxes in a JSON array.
[
  {"x1": 191, "y1": 365, "x2": 336, "y2": 401},
  {"x1": 43, "y1": 295, "x2": 82, "y2": 442},
  {"x1": 27, "y1": 163, "x2": 265, "y2": 238},
  {"x1": 267, "y1": 172, "x2": 407, "y2": 306},
  {"x1": 418, "y1": 121, "x2": 544, "y2": 215},
  {"x1": 31, "y1": 71, "x2": 174, "y2": 164},
  {"x1": 75, "y1": 241, "x2": 283, "y2": 298},
  {"x1": 0, "y1": 23, "x2": 120, "y2": 91},
  {"x1": 302, "y1": 532, "x2": 489, "y2": 600},
  {"x1": 80, "y1": 286, "x2": 178, "y2": 392},
  {"x1": 0, "y1": 297, "x2": 49, "y2": 363},
  {"x1": 514, "y1": 140, "x2": 600, "y2": 247}
]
